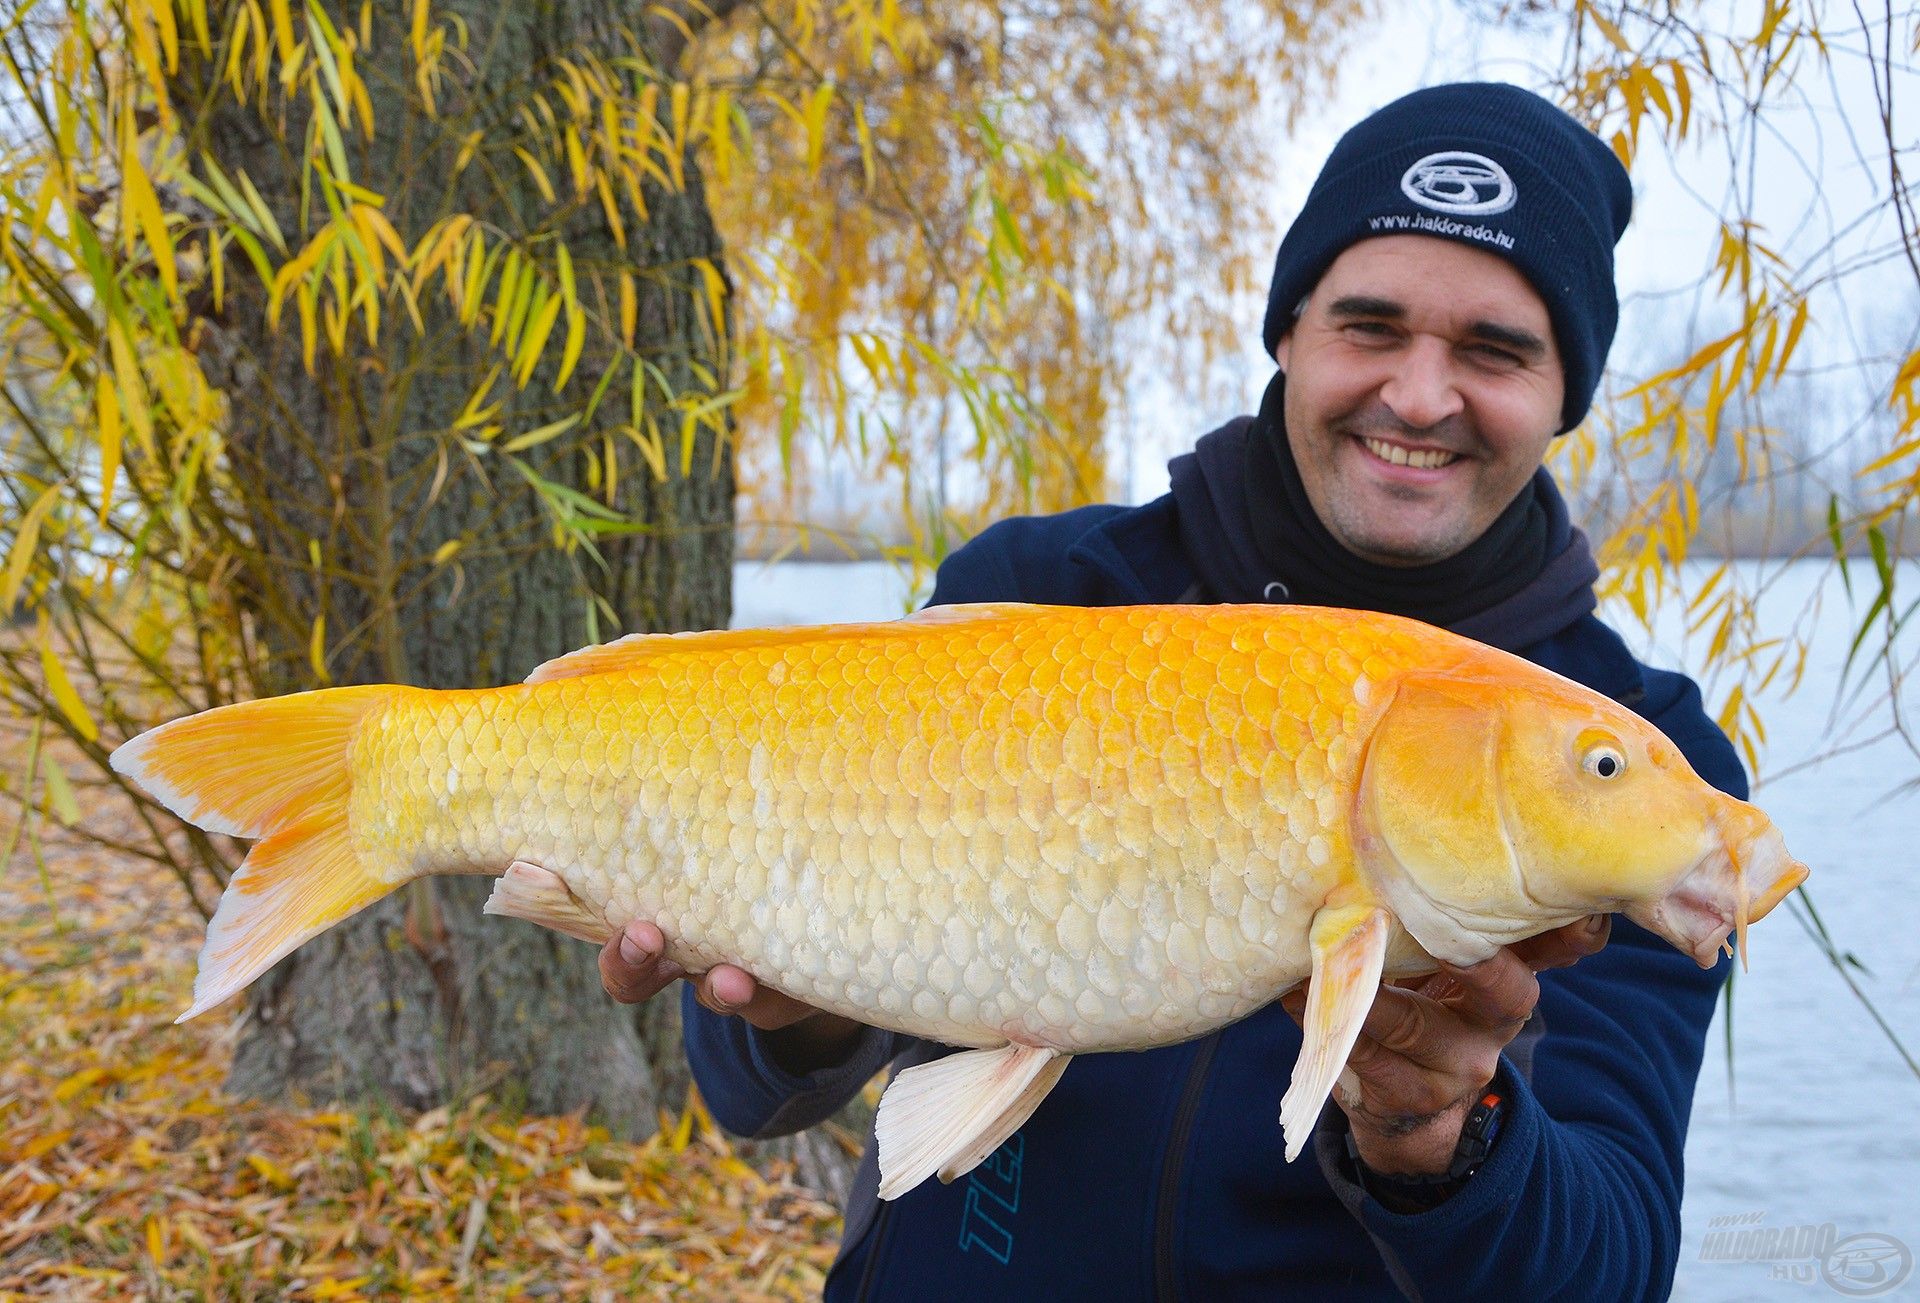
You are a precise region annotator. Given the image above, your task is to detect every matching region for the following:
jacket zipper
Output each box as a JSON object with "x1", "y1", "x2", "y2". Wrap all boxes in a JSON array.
[{"x1": 1153, "y1": 1032, "x2": 1221, "y2": 1302}]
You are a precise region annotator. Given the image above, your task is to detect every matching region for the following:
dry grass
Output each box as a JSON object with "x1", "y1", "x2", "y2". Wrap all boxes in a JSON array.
[{"x1": 0, "y1": 782, "x2": 843, "y2": 1301}]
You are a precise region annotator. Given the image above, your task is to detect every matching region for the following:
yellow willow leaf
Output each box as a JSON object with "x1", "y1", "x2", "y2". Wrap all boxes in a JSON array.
[
  {"x1": 1587, "y1": 3, "x2": 1632, "y2": 52},
  {"x1": 1634, "y1": 63, "x2": 1673, "y2": 125},
  {"x1": 1751, "y1": 309, "x2": 1781, "y2": 392},
  {"x1": 3, "y1": 483, "x2": 59, "y2": 614},
  {"x1": 1754, "y1": 0, "x2": 1790, "y2": 50},
  {"x1": 268, "y1": 224, "x2": 340, "y2": 327},
  {"x1": 120, "y1": 135, "x2": 178, "y2": 299},
  {"x1": 596, "y1": 170, "x2": 626, "y2": 246},
  {"x1": 247, "y1": 1153, "x2": 296, "y2": 1191},
  {"x1": 1670, "y1": 61, "x2": 1693, "y2": 135},
  {"x1": 694, "y1": 258, "x2": 726, "y2": 342},
  {"x1": 515, "y1": 292, "x2": 564, "y2": 386},
  {"x1": 95, "y1": 378, "x2": 122, "y2": 519},
  {"x1": 1621, "y1": 326, "x2": 1744, "y2": 398},
  {"x1": 502, "y1": 412, "x2": 580, "y2": 453},
  {"x1": 186, "y1": 0, "x2": 211, "y2": 50},
  {"x1": 619, "y1": 271, "x2": 636, "y2": 345},
  {"x1": 1855, "y1": 436, "x2": 1920, "y2": 479},
  {"x1": 555, "y1": 307, "x2": 586, "y2": 392},
  {"x1": 308, "y1": 612, "x2": 330, "y2": 684},
  {"x1": 624, "y1": 420, "x2": 667, "y2": 481},
  {"x1": 455, "y1": 129, "x2": 484, "y2": 174},
  {"x1": 710, "y1": 88, "x2": 734, "y2": 185},
  {"x1": 52, "y1": 1065, "x2": 106, "y2": 1102},
  {"x1": 268, "y1": 0, "x2": 296, "y2": 60},
  {"x1": 357, "y1": 204, "x2": 408, "y2": 264},
  {"x1": 431, "y1": 538, "x2": 462, "y2": 565},
  {"x1": 150, "y1": 0, "x2": 179, "y2": 71},
  {"x1": 854, "y1": 101, "x2": 876, "y2": 190},
  {"x1": 107, "y1": 321, "x2": 154, "y2": 456},
  {"x1": 233, "y1": 165, "x2": 287, "y2": 253},
  {"x1": 513, "y1": 146, "x2": 557, "y2": 204},
  {"x1": 1776, "y1": 297, "x2": 1811, "y2": 382},
  {"x1": 565, "y1": 128, "x2": 589, "y2": 197},
  {"x1": 555, "y1": 241, "x2": 576, "y2": 313},
  {"x1": 803, "y1": 83, "x2": 834, "y2": 175},
  {"x1": 489, "y1": 249, "x2": 523, "y2": 347},
  {"x1": 459, "y1": 233, "x2": 489, "y2": 324},
  {"x1": 410, "y1": 0, "x2": 429, "y2": 57},
  {"x1": 294, "y1": 280, "x2": 318, "y2": 370},
  {"x1": 39, "y1": 633, "x2": 97, "y2": 744},
  {"x1": 146, "y1": 1217, "x2": 166, "y2": 1268}
]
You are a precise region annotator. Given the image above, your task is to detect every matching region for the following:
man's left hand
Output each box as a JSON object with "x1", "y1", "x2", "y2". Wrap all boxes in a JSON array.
[{"x1": 1279, "y1": 913, "x2": 1611, "y2": 1176}]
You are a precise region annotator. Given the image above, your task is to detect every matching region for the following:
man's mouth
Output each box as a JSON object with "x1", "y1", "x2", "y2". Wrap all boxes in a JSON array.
[{"x1": 1358, "y1": 435, "x2": 1461, "y2": 470}]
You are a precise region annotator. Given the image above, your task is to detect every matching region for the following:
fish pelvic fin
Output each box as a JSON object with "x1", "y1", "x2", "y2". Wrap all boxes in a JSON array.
[
  {"x1": 109, "y1": 685, "x2": 408, "y2": 1022},
  {"x1": 1279, "y1": 901, "x2": 1392, "y2": 1162},
  {"x1": 874, "y1": 1042, "x2": 1070, "y2": 1200},
  {"x1": 484, "y1": 860, "x2": 616, "y2": 944}
]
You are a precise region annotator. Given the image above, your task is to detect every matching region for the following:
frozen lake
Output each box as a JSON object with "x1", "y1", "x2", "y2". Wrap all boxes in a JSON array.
[{"x1": 731, "y1": 558, "x2": 1919, "y2": 1299}]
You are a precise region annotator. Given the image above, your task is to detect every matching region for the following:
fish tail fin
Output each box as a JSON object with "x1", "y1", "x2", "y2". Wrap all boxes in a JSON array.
[{"x1": 110, "y1": 685, "x2": 410, "y2": 1021}]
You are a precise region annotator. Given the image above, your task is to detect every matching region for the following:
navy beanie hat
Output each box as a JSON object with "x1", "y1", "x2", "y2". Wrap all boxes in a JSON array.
[{"x1": 1261, "y1": 82, "x2": 1634, "y2": 434}]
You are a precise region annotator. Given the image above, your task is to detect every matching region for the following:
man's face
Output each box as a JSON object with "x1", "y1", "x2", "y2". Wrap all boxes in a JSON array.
[{"x1": 1273, "y1": 235, "x2": 1565, "y2": 567}]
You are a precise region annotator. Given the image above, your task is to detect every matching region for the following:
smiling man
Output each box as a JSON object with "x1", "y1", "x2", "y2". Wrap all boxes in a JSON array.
[{"x1": 600, "y1": 83, "x2": 1745, "y2": 1299}]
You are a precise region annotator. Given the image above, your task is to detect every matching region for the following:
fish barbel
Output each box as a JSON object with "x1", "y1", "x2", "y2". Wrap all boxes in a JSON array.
[{"x1": 111, "y1": 602, "x2": 1808, "y2": 1198}]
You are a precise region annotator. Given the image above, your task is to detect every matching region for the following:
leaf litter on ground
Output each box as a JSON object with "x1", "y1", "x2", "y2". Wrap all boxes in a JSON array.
[{"x1": 0, "y1": 763, "x2": 842, "y2": 1301}]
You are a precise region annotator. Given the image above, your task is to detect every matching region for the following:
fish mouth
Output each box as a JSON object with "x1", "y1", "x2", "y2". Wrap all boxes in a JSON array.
[{"x1": 1624, "y1": 814, "x2": 1808, "y2": 969}]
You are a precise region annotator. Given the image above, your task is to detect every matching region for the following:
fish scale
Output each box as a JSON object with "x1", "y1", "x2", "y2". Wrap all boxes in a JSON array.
[{"x1": 353, "y1": 605, "x2": 1403, "y2": 1053}]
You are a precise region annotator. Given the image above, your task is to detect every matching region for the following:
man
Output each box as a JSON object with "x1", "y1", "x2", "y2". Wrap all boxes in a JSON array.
[{"x1": 600, "y1": 83, "x2": 1742, "y2": 1299}]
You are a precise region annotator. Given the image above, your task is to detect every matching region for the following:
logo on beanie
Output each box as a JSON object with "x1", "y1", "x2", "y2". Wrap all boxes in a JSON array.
[{"x1": 1400, "y1": 152, "x2": 1516, "y2": 216}]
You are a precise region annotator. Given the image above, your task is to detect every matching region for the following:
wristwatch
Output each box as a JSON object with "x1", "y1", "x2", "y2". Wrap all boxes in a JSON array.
[{"x1": 1346, "y1": 1089, "x2": 1507, "y2": 1213}]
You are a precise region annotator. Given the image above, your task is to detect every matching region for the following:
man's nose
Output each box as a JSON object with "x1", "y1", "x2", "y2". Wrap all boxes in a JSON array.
[{"x1": 1379, "y1": 337, "x2": 1465, "y2": 430}]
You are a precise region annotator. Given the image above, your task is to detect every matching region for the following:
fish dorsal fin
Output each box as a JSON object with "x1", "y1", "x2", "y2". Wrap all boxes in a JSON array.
[{"x1": 523, "y1": 603, "x2": 1060, "y2": 685}]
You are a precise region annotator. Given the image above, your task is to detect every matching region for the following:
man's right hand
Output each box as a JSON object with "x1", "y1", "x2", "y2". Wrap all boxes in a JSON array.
[{"x1": 598, "y1": 920, "x2": 867, "y2": 1072}]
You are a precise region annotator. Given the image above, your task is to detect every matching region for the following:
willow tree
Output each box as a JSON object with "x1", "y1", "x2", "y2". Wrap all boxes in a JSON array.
[{"x1": 0, "y1": 0, "x2": 1362, "y2": 1194}]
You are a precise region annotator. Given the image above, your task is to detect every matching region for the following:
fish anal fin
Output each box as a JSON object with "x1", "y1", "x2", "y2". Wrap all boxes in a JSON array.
[
  {"x1": 1278, "y1": 902, "x2": 1391, "y2": 1162},
  {"x1": 523, "y1": 604, "x2": 1066, "y2": 685},
  {"x1": 483, "y1": 860, "x2": 616, "y2": 945},
  {"x1": 875, "y1": 1042, "x2": 1069, "y2": 1201}
]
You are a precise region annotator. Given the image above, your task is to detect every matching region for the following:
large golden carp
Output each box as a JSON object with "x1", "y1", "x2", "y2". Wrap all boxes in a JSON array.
[{"x1": 112, "y1": 603, "x2": 1807, "y2": 1198}]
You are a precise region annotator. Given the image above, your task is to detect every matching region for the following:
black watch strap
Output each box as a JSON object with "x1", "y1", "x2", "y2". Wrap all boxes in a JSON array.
[{"x1": 1348, "y1": 1089, "x2": 1506, "y2": 1213}]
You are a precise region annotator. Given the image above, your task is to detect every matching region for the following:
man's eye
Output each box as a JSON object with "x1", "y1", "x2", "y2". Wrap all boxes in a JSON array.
[
  {"x1": 1469, "y1": 344, "x2": 1524, "y2": 366},
  {"x1": 1344, "y1": 322, "x2": 1395, "y2": 340}
]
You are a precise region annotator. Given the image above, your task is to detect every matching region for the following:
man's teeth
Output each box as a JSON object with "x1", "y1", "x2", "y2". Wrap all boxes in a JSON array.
[{"x1": 1362, "y1": 437, "x2": 1458, "y2": 469}]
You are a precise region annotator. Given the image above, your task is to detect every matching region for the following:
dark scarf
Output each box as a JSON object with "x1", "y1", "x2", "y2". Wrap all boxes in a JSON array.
[{"x1": 1168, "y1": 372, "x2": 1601, "y2": 655}]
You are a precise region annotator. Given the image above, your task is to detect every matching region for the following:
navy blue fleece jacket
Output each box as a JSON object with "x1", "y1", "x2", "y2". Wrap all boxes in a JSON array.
[{"x1": 683, "y1": 482, "x2": 1741, "y2": 1302}]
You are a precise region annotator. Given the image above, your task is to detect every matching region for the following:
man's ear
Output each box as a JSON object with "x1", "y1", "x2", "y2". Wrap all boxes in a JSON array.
[{"x1": 1274, "y1": 329, "x2": 1292, "y2": 374}]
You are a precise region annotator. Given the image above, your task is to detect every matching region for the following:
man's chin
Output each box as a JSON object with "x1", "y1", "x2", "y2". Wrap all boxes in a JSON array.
[{"x1": 1324, "y1": 514, "x2": 1474, "y2": 567}]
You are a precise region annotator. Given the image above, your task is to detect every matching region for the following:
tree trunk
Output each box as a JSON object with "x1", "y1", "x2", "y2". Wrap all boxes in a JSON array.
[{"x1": 173, "y1": 0, "x2": 857, "y2": 1197}]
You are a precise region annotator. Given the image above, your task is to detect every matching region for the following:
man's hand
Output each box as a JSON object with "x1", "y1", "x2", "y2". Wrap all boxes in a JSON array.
[
  {"x1": 598, "y1": 920, "x2": 866, "y2": 1073},
  {"x1": 1280, "y1": 913, "x2": 1611, "y2": 1176}
]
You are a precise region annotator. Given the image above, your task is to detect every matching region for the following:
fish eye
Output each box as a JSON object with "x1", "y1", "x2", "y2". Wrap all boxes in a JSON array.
[{"x1": 1582, "y1": 744, "x2": 1627, "y2": 779}]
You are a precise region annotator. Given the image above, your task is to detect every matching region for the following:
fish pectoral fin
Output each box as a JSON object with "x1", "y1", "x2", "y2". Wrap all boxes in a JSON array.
[
  {"x1": 1279, "y1": 901, "x2": 1392, "y2": 1162},
  {"x1": 874, "y1": 1042, "x2": 1070, "y2": 1201},
  {"x1": 482, "y1": 861, "x2": 616, "y2": 945}
]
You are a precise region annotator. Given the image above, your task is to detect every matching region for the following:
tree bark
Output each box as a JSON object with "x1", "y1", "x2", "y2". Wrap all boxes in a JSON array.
[{"x1": 171, "y1": 0, "x2": 857, "y2": 1179}]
